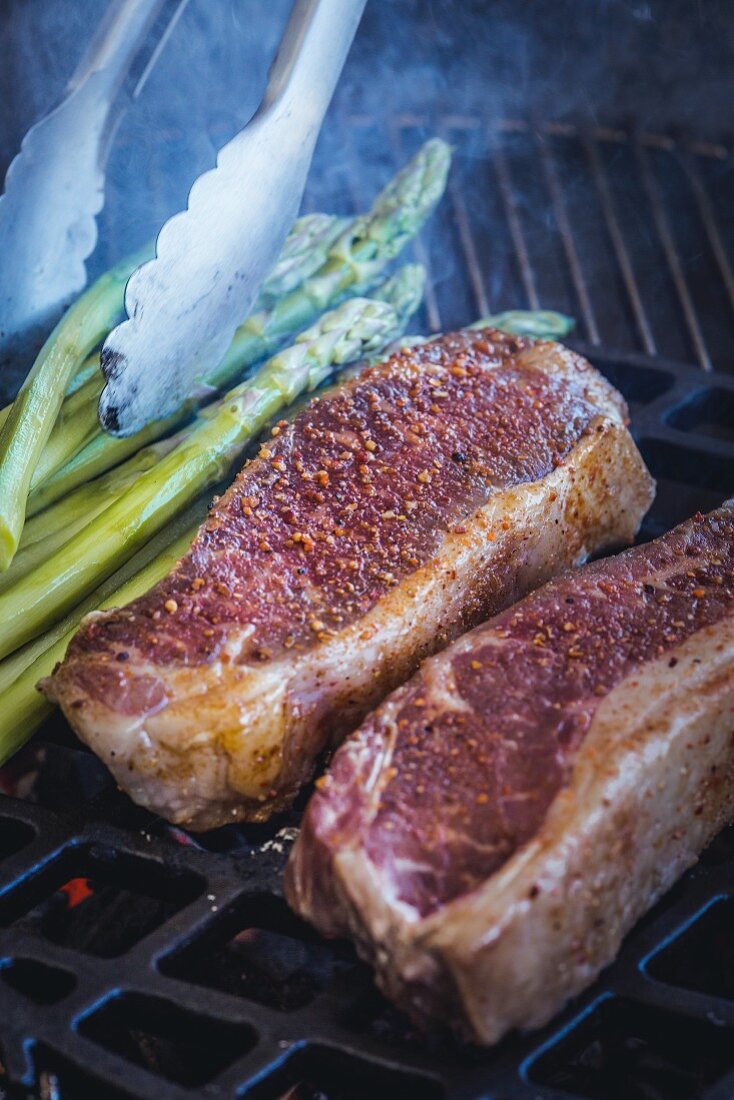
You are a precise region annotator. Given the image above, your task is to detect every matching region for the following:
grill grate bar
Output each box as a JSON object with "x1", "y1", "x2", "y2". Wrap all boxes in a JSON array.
[
  {"x1": 487, "y1": 127, "x2": 542, "y2": 311},
  {"x1": 446, "y1": 164, "x2": 491, "y2": 319},
  {"x1": 582, "y1": 133, "x2": 658, "y2": 356},
  {"x1": 635, "y1": 139, "x2": 713, "y2": 371},
  {"x1": 535, "y1": 128, "x2": 601, "y2": 344},
  {"x1": 441, "y1": 118, "x2": 491, "y2": 320},
  {"x1": 681, "y1": 149, "x2": 734, "y2": 315}
]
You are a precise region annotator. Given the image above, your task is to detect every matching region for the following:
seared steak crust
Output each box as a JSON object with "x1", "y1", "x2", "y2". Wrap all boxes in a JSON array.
[
  {"x1": 44, "y1": 330, "x2": 653, "y2": 829},
  {"x1": 70, "y1": 330, "x2": 611, "y2": 668},
  {"x1": 287, "y1": 504, "x2": 734, "y2": 1043}
]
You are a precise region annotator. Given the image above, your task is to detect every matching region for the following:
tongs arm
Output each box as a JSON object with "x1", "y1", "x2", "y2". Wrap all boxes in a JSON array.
[
  {"x1": 263, "y1": 0, "x2": 367, "y2": 123},
  {"x1": 68, "y1": 0, "x2": 188, "y2": 108}
]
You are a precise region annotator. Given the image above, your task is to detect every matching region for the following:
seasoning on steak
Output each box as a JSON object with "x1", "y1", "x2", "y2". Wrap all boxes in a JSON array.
[
  {"x1": 287, "y1": 502, "x2": 734, "y2": 1045},
  {"x1": 42, "y1": 328, "x2": 653, "y2": 829}
]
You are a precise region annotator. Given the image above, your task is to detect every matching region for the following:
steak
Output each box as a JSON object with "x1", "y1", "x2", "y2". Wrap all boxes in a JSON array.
[
  {"x1": 286, "y1": 502, "x2": 734, "y2": 1045},
  {"x1": 43, "y1": 328, "x2": 653, "y2": 829}
]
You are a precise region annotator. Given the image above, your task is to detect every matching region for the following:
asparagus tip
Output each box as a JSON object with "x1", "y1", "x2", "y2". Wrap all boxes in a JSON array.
[{"x1": 471, "y1": 310, "x2": 576, "y2": 340}]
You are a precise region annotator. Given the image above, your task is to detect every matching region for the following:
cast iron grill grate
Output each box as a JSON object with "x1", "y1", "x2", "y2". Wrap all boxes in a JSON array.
[{"x1": 0, "y1": 116, "x2": 733, "y2": 1099}]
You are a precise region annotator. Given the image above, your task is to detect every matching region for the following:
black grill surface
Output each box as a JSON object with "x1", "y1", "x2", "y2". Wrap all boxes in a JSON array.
[{"x1": 1, "y1": 117, "x2": 734, "y2": 1100}]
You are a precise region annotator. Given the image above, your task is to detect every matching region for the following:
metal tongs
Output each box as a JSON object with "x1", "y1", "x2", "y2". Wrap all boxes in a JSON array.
[
  {"x1": 0, "y1": 0, "x2": 190, "y2": 371},
  {"x1": 0, "y1": 0, "x2": 366, "y2": 436}
]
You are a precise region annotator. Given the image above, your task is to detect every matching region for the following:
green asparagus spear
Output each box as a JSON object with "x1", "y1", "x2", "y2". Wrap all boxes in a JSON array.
[
  {"x1": 22, "y1": 436, "x2": 182, "y2": 549},
  {"x1": 0, "y1": 522, "x2": 200, "y2": 760},
  {"x1": 0, "y1": 341, "x2": 103, "y2": 433},
  {"x1": 258, "y1": 213, "x2": 350, "y2": 304},
  {"x1": 0, "y1": 266, "x2": 424, "y2": 660},
  {"x1": 26, "y1": 410, "x2": 187, "y2": 518},
  {"x1": 28, "y1": 308, "x2": 277, "y2": 501},
  {"x1": 470, "y1": 310, "x2": 575, "y2": 339},
  {"x1": 62, "y1": 355, "x2": 104, "y2": 399},
  {"x1": 29, "y1": 377, "x2": 103, "y2": 490},
  {"x1": 1, "y1": 434, "x2": 185, "y2": 592},
  {"x1": 0, "y1": 496, "x2": 206, "y2": 698},
  {"x1": 0, "y1": 248, "x2": 152, "y2": 571}
]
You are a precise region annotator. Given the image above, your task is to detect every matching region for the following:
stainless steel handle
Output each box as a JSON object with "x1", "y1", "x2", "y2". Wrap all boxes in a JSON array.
[
  {"x1": 67, "y1": 0, "x2": 188, "y2": 103},
  {"x1": 262, "y1": 0, "x2": 367, "y2": 123}
]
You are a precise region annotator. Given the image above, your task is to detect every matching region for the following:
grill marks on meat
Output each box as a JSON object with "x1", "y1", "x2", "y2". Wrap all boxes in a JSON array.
[
  {"x1": 287, "y1": 504, "x2": 734, "y2": 1043},
  {"x1": 71, "y1": 330, "x2": 606, "y2": 670},
  {"x1": 43, "y1": 329, "x2": 653, "y2": 829}
]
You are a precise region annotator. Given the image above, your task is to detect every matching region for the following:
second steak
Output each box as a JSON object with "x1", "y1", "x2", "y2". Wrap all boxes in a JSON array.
[{"x1": 287, "y1": 503, "x2": 734, "y2": 1044}]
